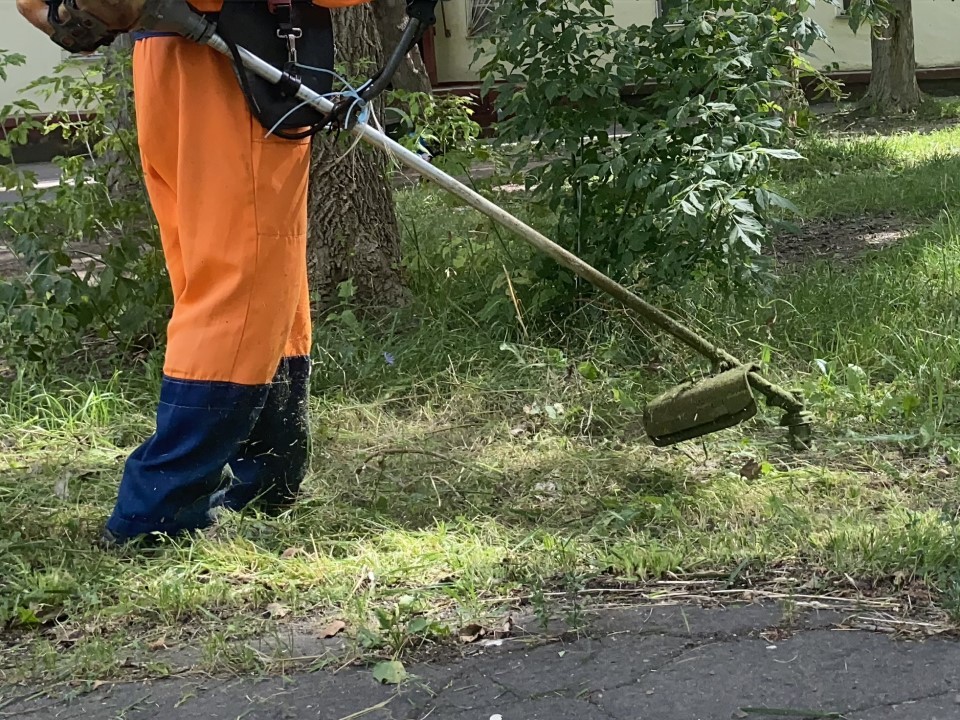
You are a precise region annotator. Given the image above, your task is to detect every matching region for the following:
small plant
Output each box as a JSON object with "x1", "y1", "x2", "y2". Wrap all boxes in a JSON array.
[
  {"x1": 941, "y1": 575, "x2": 960, "y2": 626},
  {"x1": 358, "y1": 594, "x2": 449, "y2": 655},
  {"x1": 529, "y1": 577, "x2": 552, "y2": 632},
  {"x1": 780, "y1": 595, "x2": 799, "y2": 626}
]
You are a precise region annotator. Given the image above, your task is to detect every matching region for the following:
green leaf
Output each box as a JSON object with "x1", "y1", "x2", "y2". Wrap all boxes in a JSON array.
[
  {"x1": 17, "y1": 606, "x2": 41, "y2": 626},
  {"x1": 573, "y1": 163, "x2": 601, "y2": 179},
  {"x1": 759, "y1": 148, "x2": 803, "y2": 160},
  {"x1": 357, "y1": 627, "x2": 383, "y2": 649},
  {"x1": 754, "y1": 187, "x2": 798, "y2": 215},
  {"x1": 372, "y1": 660, "x2": 407, "y2": 685},
  {"x1": 578, "y1": 361, "x2": 600, "y2": 381},
  {"x1": 407, "y1": 617, "x2": 432, "y2": 634},
  {"x1": 726, "y1": 153, "x2": 744, "y2": 173}
]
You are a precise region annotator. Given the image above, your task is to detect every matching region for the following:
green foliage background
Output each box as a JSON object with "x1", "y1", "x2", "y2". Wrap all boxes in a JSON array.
[{"x1": 478, "y1": 0, "x2": 837, "y2": 308}]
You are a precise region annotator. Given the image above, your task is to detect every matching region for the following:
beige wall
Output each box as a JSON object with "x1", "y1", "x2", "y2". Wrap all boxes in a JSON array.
[
  {"x1": 2, "y1": 1, "x2": 960, "y2": 105},
  {"x1": 810, "y1": 1, "x2": 960, "y2": 71},
  {"x1": 433, "y1": 0, "x2": 960, "y2": 85}
]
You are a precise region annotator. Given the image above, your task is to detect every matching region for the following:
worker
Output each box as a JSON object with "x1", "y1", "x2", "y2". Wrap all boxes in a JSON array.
[{"x1": 17, "y1": 0, "x2": 368, "y2": 546}]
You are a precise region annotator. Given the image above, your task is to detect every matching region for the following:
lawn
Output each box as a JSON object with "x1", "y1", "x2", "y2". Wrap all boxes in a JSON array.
[{"x1": 4, "y1": 112, "x2": 960, "y2": 689}]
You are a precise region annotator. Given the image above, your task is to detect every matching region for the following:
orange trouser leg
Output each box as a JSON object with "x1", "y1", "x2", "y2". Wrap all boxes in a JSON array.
[
  {"x1": 133, "y1": 36, "x2": 312, "y2": 385},
  {"x1": 105, "y1": 37, "x2": 314, "y2": 540},
  {"x1": 142, "y1": 160, "x2": 189, "y2": 305},
  {"x1": 285, "y1": 266, "x2": 312, "y2": 358}
]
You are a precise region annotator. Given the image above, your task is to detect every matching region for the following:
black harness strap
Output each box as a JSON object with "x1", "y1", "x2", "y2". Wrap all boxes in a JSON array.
[
  {"x1": 269, "y1": 0, "x2": 302, "y2": 73},
  {"x1": 215, "y1": 0, "x2": 335, "y2": 139}
]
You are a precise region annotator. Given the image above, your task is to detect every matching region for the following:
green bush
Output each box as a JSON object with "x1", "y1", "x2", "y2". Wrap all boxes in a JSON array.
[
  {"x1": 478, "y1": 0, "x2": 837, "y2": 308},
  {"x1": 385, "y1": 89, "x2": 494, "y2": 175},
  {"x1": 0, "y1": 48, "x2": 168, "y2": 371}
]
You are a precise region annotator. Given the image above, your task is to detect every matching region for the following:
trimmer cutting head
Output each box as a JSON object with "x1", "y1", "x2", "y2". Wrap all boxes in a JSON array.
[{"x1": 643, "y1": 365, "x2": 760, "y2": 447}]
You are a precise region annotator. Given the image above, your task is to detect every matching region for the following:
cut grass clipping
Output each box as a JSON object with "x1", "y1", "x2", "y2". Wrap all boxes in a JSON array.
[{"x1": 6, "y1": 117, "x2": 960, "y2": 686}]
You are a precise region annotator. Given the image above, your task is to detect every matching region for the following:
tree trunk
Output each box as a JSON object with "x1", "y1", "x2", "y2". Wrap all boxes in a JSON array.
[
  {"x1": 373, "y1": 0, "x2": 433, "y2": 94},
  {"x1": 861, "y1": 0, "x2": 921, "y2": 114},
  {"x1": 306, "y1": 3, "x2": 406, "y2": 312}
]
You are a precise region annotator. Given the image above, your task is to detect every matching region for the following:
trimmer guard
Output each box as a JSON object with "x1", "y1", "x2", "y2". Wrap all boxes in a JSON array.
[{"x1": 643, "y1": 365, "x2": 760, "y2": 447}]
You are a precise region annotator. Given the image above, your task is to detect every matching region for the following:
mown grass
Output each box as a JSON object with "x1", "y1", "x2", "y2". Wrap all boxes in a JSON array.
[
  {"x1": 6, "y1": 116, "x2": 960, "y2": 687},
  {"x1": 779, "y1": 123, "x2": 960, "y2": 218}
]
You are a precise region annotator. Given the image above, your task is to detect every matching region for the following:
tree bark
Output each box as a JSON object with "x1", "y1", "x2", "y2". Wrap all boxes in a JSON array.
[
  {"x1": 861, "y1": 0, "x2": 921, "y2": 114},
  {"x1": 373, "y1": 0, "x2": 433, "y2": 94},
  {"x1": 306, "y1": 3, "x2": 406, "y2": 312}
]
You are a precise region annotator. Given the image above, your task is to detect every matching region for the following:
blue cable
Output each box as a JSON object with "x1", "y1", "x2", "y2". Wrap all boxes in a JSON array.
[
  {"x1": 264, "y1": 64, "x2": 372, "y2": 138},
  {"x1": 295, "y1": 64, "x2": 374, "y2": 128}
]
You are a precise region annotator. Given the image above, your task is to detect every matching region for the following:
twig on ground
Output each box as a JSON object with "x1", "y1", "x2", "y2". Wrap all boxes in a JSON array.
[
  {"x1": 336, "y1": 696, "x2": 395, "y2": 720},
  {"x1": 502, "y1": 264, "x2": 528, "y2": 339},
  {"x1": 740, "y1": 708, "x2": 845, "y2": 719},
  {"x1": 1, "y1": 700, "x2": 62, "y2": 718}
]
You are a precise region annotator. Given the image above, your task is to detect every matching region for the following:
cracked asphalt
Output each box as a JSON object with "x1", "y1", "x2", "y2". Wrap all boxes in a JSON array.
[{"x1": 6, "y1": 603, "x2": 960, "y2": 720}]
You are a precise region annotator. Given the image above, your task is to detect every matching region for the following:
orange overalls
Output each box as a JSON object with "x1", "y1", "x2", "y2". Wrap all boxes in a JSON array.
[{"x1": 106, "y1": 0, "x2": 368, "y2": 542}]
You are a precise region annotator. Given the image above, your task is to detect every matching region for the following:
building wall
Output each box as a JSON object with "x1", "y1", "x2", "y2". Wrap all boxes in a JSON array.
[
  {"x1": 2, "y1": 1, "x2": 960, "y2": 108},
  {"x1": 431, "y1": 0, "x2": 960, "y2": 86}
]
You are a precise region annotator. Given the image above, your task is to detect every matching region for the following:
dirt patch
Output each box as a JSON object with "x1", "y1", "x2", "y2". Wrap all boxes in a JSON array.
[{"x1": 770, "y1": 213, "x2": 914, "y2": 266}]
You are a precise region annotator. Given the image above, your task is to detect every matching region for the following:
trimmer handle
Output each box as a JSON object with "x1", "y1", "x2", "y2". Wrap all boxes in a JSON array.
[
  {"x1": 406, "y1": 0, "x2": 438, "y2": 25},
  {"x1": 355, "y1": 0, "x2": 438, "y2": 105},
  {"x1": 137, "y1": 0, "x2": 215, "y2": 41}
]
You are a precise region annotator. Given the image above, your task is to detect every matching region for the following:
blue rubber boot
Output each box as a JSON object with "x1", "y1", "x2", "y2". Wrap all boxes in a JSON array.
[
  {"x1": 212, "y1": 356, "x2": 312, "y2": 514},
  {"x1": 104, "y1": 377, "x2": 269, "y2": 543}
]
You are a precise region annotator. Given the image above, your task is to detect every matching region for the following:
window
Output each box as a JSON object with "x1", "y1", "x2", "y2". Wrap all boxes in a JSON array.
[
  {"x1": 657, "y1": 0, "x2": 691, "y2": 21},
  {"x1": 468, "y1": 0, "x2": 498, "y2": 37}
]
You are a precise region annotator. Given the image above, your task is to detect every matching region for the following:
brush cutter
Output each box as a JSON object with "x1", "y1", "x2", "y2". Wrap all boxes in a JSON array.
[{"x1": 121, "y1": 0, "x2": 815, "y2": 448}]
